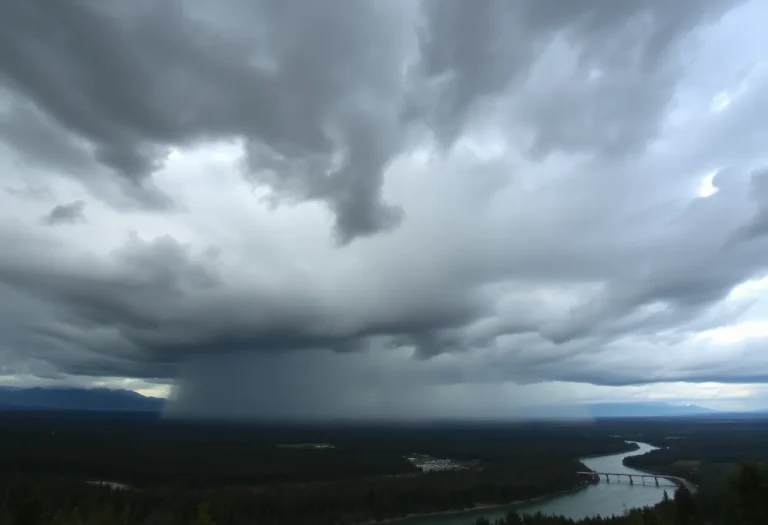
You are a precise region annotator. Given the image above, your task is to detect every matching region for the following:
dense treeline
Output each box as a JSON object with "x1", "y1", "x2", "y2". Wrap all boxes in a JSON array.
[
  {"x1": 5, "y1": 413, "x2": 766, "y2": 524},
  {"x1": 622, "y1": 419, "x2": 768, "y2": 484},
  {"x1": 614, "y1": 417, "x2": 768, "y2": 523},
  {"x1": 475, "y1": 464, "x2": 768, "y2": 525},
  {"x1": 0, "y1": 412, "x2": 637, "y2": 523},
  {"x1": 475, "y1": 488, "x2": 688, "y2": 525},
  {"x1": 597, "y1": 417, "x2": 768, "y2": 477},
  {"x1": 3, "y1": 463, "x2": 767, "y2": 524},
  {"x1": 0, "y1": 412, "x2": 631, "y2": 487},
  {"x1": 1, "y1": 462, "x2": 583, "y2": 525}
]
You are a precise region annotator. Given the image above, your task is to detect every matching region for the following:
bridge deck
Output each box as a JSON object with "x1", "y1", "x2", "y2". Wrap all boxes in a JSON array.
[{"x1": 576, "y1": 471, "x2": 685, "y2": 482}]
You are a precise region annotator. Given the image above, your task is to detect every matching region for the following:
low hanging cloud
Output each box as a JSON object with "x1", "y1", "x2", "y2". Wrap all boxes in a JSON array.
[
  {"x1": 2, "y1": 0, "x2": 768, "y2": 418},
  {"x1": 42, "y1": 201, "x2": 86, "y2": 225}
]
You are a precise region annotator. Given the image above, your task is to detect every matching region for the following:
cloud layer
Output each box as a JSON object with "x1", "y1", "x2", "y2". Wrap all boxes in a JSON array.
[{"x1": 2, "y1": 0, "x2": 768, "y2": 417}]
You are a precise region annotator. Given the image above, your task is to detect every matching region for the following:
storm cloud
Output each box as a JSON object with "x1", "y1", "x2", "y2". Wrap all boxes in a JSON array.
[
  {"x1": 2, "y1": 0, "x2": 768, "y2": 418},
  {"x1": 43, "y1": 200, "x2": 86, "y2": 225}
]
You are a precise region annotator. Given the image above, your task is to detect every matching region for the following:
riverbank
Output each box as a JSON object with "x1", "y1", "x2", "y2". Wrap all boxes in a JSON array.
[
  {"x1": 613, "y1": 442, "x2": 697, "y2": 493},
  {"x1": 617, "y1": 445, "x2": 697, "y2": 494},
  {"x1": 380, "y1": 440, "x2": 679, "y2": 524},
  {"x1": 578, "y1": 441, "x2": 640, "y2": 460},
  {"x1": 364, "y1": 442, "x2": 647, "y2": 523},
  {"x1": 624, "y1": 466, "x2": 698, "y2": 494},
  {"x1": 361, "y1": 484, "x2": 589, "y2": 524}
]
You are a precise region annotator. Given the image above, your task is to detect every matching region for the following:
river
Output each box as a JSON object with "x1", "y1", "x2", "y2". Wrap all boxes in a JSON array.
[{"x1": 393, "y1": 441, "x2": 675, "y2": 525}]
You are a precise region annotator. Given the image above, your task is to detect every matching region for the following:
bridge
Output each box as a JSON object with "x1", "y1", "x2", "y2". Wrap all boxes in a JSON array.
[{"x1": 577, "y1": 471, "x2": 685, "y2": 487}]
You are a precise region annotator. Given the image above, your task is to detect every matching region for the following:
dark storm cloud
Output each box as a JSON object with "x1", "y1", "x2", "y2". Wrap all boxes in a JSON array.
[
  {"x1": 0, "y1": 93, "x2": 95, "y2": 175},
  {"x1": 735, "y1": 169, "x2": 768, "y2": 240},
  {"x1": 416, "y1": 0, "x2": 741, "y2": 155},
  {"x1": 1, "y1": 154, "x2": 767, "y2": 385},
  {"x1": 166, "y1": 349, "x2": 569, "y2": 421},
  {"x1": 0, "y1": 0, "x2": 415, "y2": 239},
  {"x1": 0, "y1": 229, "x2": 489, "y2": 379},
  {"x1": 42, "y1": 201, "x2": 86, "y2": 225},
  {"x1": 2, "y1": 0, "x2": 768, "y2": 414},
  {"x1": 0, "y1": 0, "x2": 743, "y2": 240},
  {"x1": 5, "y1": 185, "x2": 53, "y2": 202}
]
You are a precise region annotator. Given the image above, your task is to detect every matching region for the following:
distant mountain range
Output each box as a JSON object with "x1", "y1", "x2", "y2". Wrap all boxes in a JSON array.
[
  {"x1": 0, "y1": 387, "x2": 164, "y2": 412},
  {"x1": 0, "y1": 388, "x2": 726, "y2": 419},
  {"x1": 584, "y1": 402, "x2": 717, "y2": 418},
  {"x1": 523, "y1": 401, "x2": 720, "y2": 420}
]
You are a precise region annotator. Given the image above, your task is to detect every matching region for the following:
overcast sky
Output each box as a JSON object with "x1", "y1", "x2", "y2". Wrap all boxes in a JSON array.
[{"x1": 2, "y1": 0, "x2": 768, "y2": 419}]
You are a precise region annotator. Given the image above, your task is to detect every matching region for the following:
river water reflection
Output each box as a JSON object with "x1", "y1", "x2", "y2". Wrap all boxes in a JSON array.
[{"x1": 397, "y1": 442, "x2": 675, "y2": 525}]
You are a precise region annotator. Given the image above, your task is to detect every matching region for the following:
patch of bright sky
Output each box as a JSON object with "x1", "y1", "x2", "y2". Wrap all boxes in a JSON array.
[
  {"x1": 691, "y1": 275, "x2": 768, "y2": 344},
  {"x1": 709, "y1": 61, "x2": 766, "y2": 113},
  {"x1": 696, "y1": 169, "x2": 719, "y2": 197},
  {"x1": 698, "y1": 321, "x2": 768, "y2": 345},
  {"x1": 710, "y1": 85, "x2": 745, "y2": 113},
  {"x1": 552, "y1": 381, "x2": 768, "y2": 411},
  {"x1": 96, "y1": 378, "x2": 172, "y2": 399},
  {"x1": 0, "y1": 374, "x2": 172, "y2": 399},
  {"x1": 728, "y1": 275, "x2": 768, "y2": 300}
]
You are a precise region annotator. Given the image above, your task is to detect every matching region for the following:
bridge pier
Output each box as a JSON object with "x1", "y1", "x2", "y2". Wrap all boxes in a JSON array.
[{"x1": 577, "y1": 471, "x2": 681, "y2": 489}]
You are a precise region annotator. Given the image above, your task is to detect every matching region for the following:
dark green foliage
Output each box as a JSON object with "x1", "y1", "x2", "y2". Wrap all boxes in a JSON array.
[
  {"x1": 2, "y1": 464, "x2": 766, "y2": 525},
  {"x1": 0, "y1": 413, "x2": 628, "y2": 524},
  {"x1": 723, "y1": 463, "x2": 768, "y2": 525},
  {"x1": 0, "y1": 464, "x2": 581, "y2": 525},
  {"x1": 471, "y1": 500, "x2": 677, "y2": 524},
  {"x1": 472, "y1": 464, "x2": 768, "y2": 525},
  {"x1": 605, "y1": 417, "x2": 768, "y2": 524},
  {"x1": 617, "y1": 418, "x2": 768, "y2": 484},
  {"x1": 1, "y1": 413, "x2": 767, "y2": 525},
  {"x1": 191, "y1": 501, "x2": 215, "y2": 525},
  {"x1": 672, "y1": 485, "x2": 696, "y2": 524},
  {"x1": 0, "y1": 412, "x2": 631, "y2": 487}
]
